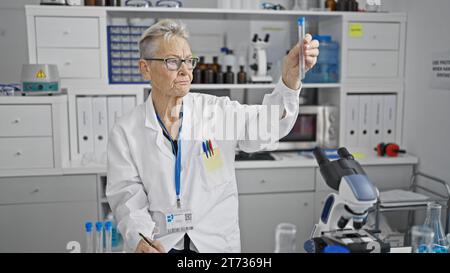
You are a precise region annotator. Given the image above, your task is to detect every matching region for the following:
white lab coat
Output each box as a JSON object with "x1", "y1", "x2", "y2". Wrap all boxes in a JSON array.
[{"x1": 106, "y1": 78, "x2": 301, "y2": 253}]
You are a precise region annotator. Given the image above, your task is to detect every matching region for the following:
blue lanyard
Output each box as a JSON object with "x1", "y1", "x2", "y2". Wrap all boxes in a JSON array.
[{"x1": 156, "y1": 111, "x2": 183, "y2": 209}]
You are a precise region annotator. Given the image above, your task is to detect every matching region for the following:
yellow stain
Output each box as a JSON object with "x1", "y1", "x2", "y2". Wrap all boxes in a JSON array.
[{"x1": 351, "y1": 152, "x2": 366, "y2": 159}]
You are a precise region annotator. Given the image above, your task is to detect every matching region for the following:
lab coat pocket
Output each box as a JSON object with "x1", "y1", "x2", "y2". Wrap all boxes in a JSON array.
[{"x1": 198, "y1": 147, "x2": 231, "y2": 191}]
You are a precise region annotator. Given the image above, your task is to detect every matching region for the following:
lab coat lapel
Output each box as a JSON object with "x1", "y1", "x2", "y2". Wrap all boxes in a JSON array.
[{"x1": 145, "y1": 94, "x2": 175, "y2": 160}]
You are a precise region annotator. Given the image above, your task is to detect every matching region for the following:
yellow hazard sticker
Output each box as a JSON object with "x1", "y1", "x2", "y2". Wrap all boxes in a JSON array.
[{"x1": 35, "y1": 69, "x2": 47, "y2": 79}]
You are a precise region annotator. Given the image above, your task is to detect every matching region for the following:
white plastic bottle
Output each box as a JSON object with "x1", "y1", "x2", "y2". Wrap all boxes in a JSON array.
[{"x1": 223, "y1": 50, "x2": 236, "y2": 74}]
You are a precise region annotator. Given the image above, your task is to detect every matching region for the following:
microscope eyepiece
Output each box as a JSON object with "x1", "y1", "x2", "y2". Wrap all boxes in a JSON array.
[
  {"x1": 313, "y1": 147, "x2": 330, "y2": 166},
  {"x1": 338, "y1": 147, "x2": 354, "y2": 160}
]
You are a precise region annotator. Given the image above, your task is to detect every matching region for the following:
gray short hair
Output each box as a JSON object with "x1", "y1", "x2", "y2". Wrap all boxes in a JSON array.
[{"x1": 139, "y1": 19, "x2": 189, "y2": 59}]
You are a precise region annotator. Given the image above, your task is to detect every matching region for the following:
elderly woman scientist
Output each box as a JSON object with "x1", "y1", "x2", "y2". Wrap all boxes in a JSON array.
[{"x1": 107, "y1": 19, "x2": 319, "y2": 253}]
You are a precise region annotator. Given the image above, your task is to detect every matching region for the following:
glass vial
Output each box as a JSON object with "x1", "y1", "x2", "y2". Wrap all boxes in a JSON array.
[
  {"x1": 104, "y1": 221, "x2": 112, "y2": 253},
  {"x1": 274, "y1": 223, "x2": 297, "y2": 253},
  {"x1": 424, "y1": 202, "x2": 449, "y2": 253},
  {"x1": 95, "y1": 221, "x2": 103, "y2": 253},
  {"x1": 85, "y1": 222, "x2": 94, "y2": 253}
]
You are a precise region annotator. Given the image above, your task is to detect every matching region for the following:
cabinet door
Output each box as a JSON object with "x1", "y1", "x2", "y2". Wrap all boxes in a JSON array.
[
  {"x1": 315, "y1": 165, "x2": 413, "y2": 192},
  {"x1": 0, "y1": 201, "x2": 98, "y2": 253},
  {"x1": 347, "y1": 50, "x2": 399, "y2": 78},
  {"x1": 238, "y1": 192, "x2": 314, "y2": 253},
  {"x1": 35, "y1": 17, "x2": 99, "y2": 48},
  {"x1": 37, "y1": 48, "x2": 101, "y2": 79}
]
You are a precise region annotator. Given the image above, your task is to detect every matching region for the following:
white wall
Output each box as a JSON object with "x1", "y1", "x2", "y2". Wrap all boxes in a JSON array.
[
  {"x1": 397, "y1": 0, "x2": 450, "y2": 185},
  {"x1": 0, "y1": 0, "x2": 39, "y2": 83}
]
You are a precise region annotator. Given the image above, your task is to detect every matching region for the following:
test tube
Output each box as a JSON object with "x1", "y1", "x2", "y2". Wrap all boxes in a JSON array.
[
  {"x1": 95, "y1": 221, "x2": 103, "y2": 253},
  {"x1": 104, "y1": 221, "x2": 112, "y2": 253},
  {"x1": 298, "y1": 16, "x2": 306, "y2": 80},
  {"x1": 85, "y1": 222, "x2": 93, "y2": 253}
]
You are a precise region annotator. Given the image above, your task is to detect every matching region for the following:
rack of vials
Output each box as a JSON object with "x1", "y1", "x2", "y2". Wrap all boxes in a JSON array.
[{"x1": 85, "y1": 221, "x2": 119, "y2": 253}]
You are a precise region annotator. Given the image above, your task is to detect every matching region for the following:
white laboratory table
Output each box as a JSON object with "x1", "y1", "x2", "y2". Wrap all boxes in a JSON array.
[{"x1": 0, "y1": 151, "x2": 419, "y2": 177}]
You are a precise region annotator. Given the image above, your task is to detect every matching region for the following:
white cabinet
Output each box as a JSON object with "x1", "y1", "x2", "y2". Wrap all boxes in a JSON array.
[
  {"x1": 315, "y1": 164, "x2": 414, "y2": 192},
  {"x1": 0, "y1": 137, "x2": 54, "y2": 169},
  {"x1": 0, "y1": 96, "x2": 69, "y2": 171},
  {"x1": 37, "y1": 48, "x2": 101, "y2": 79},
  {"x1": 237, "y1": 167, "x2": 315, "y2": 253},
  {"x1": 0, "y1": 105, "x2": 52, "y2": 137},
  {"x1": 237, "y1": 167, "x2": 315, "y2": 194},
  {"x1": 347, "y1": 50, "x2": 399, "y2": 78},
  {"x1": 239, "y1": 192, "x2": 314, "y2": 253},
  {"x1": 35, "y1": 17, "x2": 100, "y2": 48},
  {"x1": 344, "y1": 19, "x2": 405, "y2": 82},
  {"x1": 0, "y1": 175, "x2": 98, "y2": 252},
  {"x1": 347, "y1": 22, "x2": 400, "y2": 50},
  {"x1": 27, "y1": 8, "x2": 105, "y2": 84}
]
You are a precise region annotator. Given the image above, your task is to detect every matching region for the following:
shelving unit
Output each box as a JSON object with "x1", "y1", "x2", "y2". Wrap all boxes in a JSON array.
[{"x1": 26, "y1": 4, "x2": 408, "y2": 149}]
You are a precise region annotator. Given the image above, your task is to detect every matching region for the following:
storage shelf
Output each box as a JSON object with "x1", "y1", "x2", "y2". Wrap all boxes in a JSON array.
[
  {"x1": 105, "y1": 6, "x2": 348, "y2": 21},
  {"x1": 108, "y1": 83, "x2": 340, "y2": 90},
  {"x1": 190, "y1": 83, "x2": 340, "y2": 90}
]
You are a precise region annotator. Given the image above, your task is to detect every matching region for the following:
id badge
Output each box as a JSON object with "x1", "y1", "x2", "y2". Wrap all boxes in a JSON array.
[{"x1": 165, "y1": 209, "x2": 194, "y2": 234}]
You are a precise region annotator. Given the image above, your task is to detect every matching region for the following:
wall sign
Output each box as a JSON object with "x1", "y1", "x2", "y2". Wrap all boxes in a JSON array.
[{"x1": 431, "y1": 51, "x2": 450, "y2": 90}]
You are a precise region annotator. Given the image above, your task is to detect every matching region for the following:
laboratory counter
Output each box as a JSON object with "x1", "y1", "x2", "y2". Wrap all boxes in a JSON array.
[{"x1": 0, "y1": 151, "x2": 418, "y2": 177}]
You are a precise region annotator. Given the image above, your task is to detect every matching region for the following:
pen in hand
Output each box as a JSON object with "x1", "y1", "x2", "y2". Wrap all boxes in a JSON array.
[{"x1": 138, "y1": 232, "x2": 155, "y2": 248}]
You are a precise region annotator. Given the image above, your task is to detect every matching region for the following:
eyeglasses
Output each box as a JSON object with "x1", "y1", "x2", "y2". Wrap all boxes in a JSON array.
[
  {"x1": 261, "y1": 2, "x2": 285, "y2": 10},
  {"x1": 155, "y1": 0, "x2": 182, "y2": 8},
  {"x1": 144, "y1": 57, "x2": 199, "y2": 71}
]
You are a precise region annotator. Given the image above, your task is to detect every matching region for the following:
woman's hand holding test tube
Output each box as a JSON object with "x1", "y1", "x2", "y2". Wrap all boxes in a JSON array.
[{"x1": 282, "y1": 33, "x2": 320, "y2": 90}]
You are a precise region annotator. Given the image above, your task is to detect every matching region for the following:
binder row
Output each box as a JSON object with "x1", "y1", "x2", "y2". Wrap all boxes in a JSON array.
[
  {"x1": 345, "y1": 94, "x2": 397, "y2": 149},
  {"x1": 76, "y1": 96, "x2": 137, "y2": 161}
]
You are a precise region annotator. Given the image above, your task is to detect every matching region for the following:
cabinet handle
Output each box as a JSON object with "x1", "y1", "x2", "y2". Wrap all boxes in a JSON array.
[
  {"x1": 260, "y1": 179, "x2": 267, "y2": 184},
  {"x1": 15, "y1": 151, "x2": 22, "y2": 156},
  {"x1": 64, "y1": 61, "x2": 72, "y2": 66},
  {"x1": 62, "y1": 30, "x2": 70, "y2": 35},
  {"x1": 12, "y1": 118, "x2": 21, "y2": 124},
  {"x1": 372, "y1": 35, "x2": 377, "y2": 39},
  {"x1": 371, "y1": 62, "x2": 377, "y2": 67},
  {"x1": 304, "y1": 202, "x2": 309, "y2": 207},
  {"x1": 31, "y1": 188, "x2": 40, "y2": 194}
]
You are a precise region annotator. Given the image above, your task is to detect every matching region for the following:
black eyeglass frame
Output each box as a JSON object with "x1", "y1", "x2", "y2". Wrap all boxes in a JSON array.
[{"x1": 143, "y1": 57, "x2": 199, "y2": 71}]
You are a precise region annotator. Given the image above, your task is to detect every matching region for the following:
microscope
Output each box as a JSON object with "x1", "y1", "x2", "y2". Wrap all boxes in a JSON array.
[
  {"x1": 304, "y1": 147, "x2": 390, "y2": 253},
  {"x1": 249, "y1": 34, "x2": 273, "y2": 83}
]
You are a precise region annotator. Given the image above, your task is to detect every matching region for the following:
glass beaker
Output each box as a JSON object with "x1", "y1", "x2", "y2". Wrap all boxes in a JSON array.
[
  {"x1": 411, "y1": 225, "x2": 434, "y2": 253},
  {"x1": 423, "y1": 202, "x2": 449, "y2": 253},
  {"x1": 447, "y1": 234, "x2": 450, "y2": 253},
  {"x1": 274, "y1": 223, "x2": 297, "y2": 253}
]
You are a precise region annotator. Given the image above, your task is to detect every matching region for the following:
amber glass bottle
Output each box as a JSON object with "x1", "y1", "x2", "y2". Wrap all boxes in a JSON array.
[{"x1": 237, "y1": 66, "x2": 247, "y2": 84}]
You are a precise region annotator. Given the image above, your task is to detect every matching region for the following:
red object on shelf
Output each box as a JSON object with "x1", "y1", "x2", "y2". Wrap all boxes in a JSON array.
[{"x1": 375, "y1": 142, "x2": 406, "y2": 157}]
